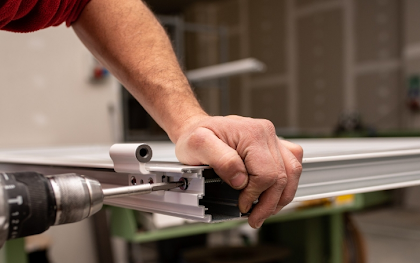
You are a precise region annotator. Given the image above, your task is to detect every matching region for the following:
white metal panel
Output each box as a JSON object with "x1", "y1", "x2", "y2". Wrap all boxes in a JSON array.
[{"x1": 1, "y1": 138, "x2": 420, "y2": 222}]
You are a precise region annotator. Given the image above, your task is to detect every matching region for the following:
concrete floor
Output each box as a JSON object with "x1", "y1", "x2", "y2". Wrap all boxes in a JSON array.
[{"x1": 352, "y1": 208, "x2": 420, "y2": 263}]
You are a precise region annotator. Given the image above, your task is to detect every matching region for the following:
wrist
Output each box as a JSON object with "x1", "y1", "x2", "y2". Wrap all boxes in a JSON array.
[{"x1": 168, "y1": 111, "x2": 209, "y2": 144}]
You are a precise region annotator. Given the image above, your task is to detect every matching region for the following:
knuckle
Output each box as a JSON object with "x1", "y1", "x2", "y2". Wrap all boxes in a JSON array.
[
  {"x1": 247, "y1": 124, "x2": 264, "y2": 141},
  {"x1": 248, "y1": 120, "x2": 276, "y2": 141},
  {"x1": 260, "y1": 119, "x2": 276, "y2": 136},
  {"x1": 277, "y1": 176, "x2": 288, "y2": 189},
  {"x1": 264, "y1": 206, "x2": 277, "y2": 216},
  {"x1": 290, "y1": 160, "x2": 303, "y2": 177},
  {"x1": 186, "y1": 128, "x2": 208, "y2": 148},
  {"x1": 259, "y1": 171, "x2": 279, "y2": 187}
]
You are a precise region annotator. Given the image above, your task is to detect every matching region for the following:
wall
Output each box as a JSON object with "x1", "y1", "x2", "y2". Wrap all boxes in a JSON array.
[
  {"x1": 184, "y1": 0, "x2": 406, "y2": 135},
  {"x1": 403, "y1": 0, "x2": 420, "y2": 128},
  {"x1": 0, "y1": 25, "x2": 123, "y2": 263},
  {"x1": 0, "y1": 25, "x2": 122, "y2": 148}
]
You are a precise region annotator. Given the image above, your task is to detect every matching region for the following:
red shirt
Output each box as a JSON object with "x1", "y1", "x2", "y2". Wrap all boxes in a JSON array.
[{"x1": 0, "y1": 0, "x2": 91, "y2": 33}]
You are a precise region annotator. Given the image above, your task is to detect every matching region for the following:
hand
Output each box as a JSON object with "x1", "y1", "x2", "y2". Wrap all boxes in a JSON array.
[{"x1": 175, "y1": 115, "x2": 303, "y2": 228}]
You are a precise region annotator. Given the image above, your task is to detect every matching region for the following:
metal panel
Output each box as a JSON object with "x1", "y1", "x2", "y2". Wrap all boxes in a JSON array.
[
  {"x1": 354, "y1": 0, "x2": 401, "y2": 63},
  {"x1": 297, "y1": 8, "x2": 344, "y2": 131},
  {"x1": 2, "y1": 138, "x2": 420, "y2": 222},
  {"x1": 355, "y1": 69, "x2": 402, "y2": 130},
  {"x1": 248, "y1": 0, "x2": 287, "y2": 76},
  {"x1": 251, "y1": 85, "x2": 289, "y2": 127}
]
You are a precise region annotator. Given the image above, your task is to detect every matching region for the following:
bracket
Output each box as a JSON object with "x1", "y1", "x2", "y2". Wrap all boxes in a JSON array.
[{"x1": 108, "y1": 143, "x2": 245, "y2": 222}]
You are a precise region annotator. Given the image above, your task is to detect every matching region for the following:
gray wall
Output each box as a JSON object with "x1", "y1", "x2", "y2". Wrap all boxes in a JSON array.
[{"x1": 185, "y1": 0, "x2": 411, "y2": 135}]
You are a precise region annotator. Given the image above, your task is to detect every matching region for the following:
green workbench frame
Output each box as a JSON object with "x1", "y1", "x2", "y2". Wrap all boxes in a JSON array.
[
  {"x1": 1, "y1": 191, "x2": 391, "y2": 263},
  {"x1": 109, "y1": 191, "x2": 390, "y2": 263}
]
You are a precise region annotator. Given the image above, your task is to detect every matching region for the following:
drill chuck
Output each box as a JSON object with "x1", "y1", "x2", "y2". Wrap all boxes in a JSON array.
[
  {"x1": 48, "y1": 174, "x2": 103, "y2": 225},
  {"x1": 0, "y1": 172, "x2": 104, "y2": 247}
]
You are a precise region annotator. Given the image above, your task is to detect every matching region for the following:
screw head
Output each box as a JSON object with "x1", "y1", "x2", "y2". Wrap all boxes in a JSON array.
[{"x1": 179, "y1": 177, "x2": 188, "y2": 190}]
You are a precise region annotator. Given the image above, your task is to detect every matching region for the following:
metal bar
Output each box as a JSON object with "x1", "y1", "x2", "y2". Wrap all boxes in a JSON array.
[
  {"x1": 186, "y1": 58, "x2": 266, "y2": 82},
  {"x1": 329, "y1": 213, "x2": 344, "y2": 263},
  {"x1": 305, "y1": 217, "x2": 324, "y2": 263},
  {"x1": 103, "y1": 182, "x2": 184, "y2": 199},
  {"x1": 295, "y1": 154, "x2": 420, "y2": 201},
  {"x1": 91, "y1": 209, "x2": 114, "y2": 263},
  {"x1": 3, "y1": 239, "x2": 27, "y2": 263}
]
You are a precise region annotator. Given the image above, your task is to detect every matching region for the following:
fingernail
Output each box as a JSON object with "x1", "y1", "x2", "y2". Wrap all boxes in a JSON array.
[
  {"x1": 230, "y1": 172, "x2": 247, "y2": 188},
  {"x1": 255, "y1": 220, "x2": 264, "y2": 229}
]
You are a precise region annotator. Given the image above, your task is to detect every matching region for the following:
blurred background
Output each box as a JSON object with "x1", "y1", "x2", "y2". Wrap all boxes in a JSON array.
[{"x1": 1, "y1": 0, "x2": 420, "y2": 262}]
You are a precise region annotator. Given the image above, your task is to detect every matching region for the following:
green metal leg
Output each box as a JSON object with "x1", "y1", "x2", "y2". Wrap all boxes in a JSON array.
[
  {"x1": 2, "y1": 239, "x2": 27, "y2": 263},
  {"x1": 330, "y1": 213, "x2": 343, "y2": 263},
  {"x1": 305, "y1": 217, "x2": 324, "y2": 263},
  {"x1": 109, "y1": 206, "x2": 138, "y2": 241}
]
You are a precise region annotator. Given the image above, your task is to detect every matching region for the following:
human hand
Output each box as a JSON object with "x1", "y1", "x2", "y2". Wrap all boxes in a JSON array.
[{"x1": 175, "y1": 115, "x2": 303, "y2": 228}]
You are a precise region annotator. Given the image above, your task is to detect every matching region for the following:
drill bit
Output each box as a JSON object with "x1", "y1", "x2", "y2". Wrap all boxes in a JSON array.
[{"x1": 103, "y1": 181, "x2": 185, "y2": 200}]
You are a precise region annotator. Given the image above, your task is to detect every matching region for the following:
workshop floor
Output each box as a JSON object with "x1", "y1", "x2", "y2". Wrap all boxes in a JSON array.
[{"x1": 352, "y1": 208, "x2": 420, "y2": 263}]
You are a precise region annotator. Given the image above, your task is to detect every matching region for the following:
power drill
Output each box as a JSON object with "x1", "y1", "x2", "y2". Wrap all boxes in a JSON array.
[{"x1": 0, "y1": 171, "x2": 186, "y2": 248}]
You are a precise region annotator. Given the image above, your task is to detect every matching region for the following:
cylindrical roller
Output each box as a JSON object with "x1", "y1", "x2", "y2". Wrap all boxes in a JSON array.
[{"x1": 110, "y1": 143, "x2": 153, "y2": 173}]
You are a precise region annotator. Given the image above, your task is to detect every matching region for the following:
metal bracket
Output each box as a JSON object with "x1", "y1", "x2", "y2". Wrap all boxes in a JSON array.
[
  {"x1": 110, "y1": 143, "x2": 152, "y2": 174},
  {"x1": 108, "y1": 143, "x2": 244, "y2": 222}
]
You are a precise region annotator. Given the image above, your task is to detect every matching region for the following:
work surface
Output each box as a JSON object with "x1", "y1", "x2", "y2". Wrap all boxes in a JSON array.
[
  {"x1": 1, "y1": 137, "x2": 420, "y2": 167},
  {"x1": 0, "y1": 138, "x2": 420, "y2": 221}
]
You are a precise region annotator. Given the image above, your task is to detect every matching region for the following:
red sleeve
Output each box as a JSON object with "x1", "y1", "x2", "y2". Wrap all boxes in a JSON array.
[{"x1": 0, "y1": 0, "x2": 91, "y2": 33}]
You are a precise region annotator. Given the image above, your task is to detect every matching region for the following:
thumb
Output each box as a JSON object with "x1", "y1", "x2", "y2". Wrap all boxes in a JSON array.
[{"x1": 176, "y1": 127, "x2": 248, "y2": 189}]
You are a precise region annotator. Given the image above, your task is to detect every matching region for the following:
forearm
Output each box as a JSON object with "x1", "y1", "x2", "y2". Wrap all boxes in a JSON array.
[
  {"x1": 72, "y1": 0, "x2": 303, "y2": 229},
  {"x1": 72, "y1": 0, "x2": 207, "y2": 142}
]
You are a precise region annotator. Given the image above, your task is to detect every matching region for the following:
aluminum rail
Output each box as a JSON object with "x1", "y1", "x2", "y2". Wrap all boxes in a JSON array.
[{"x1": 1, "y1": 138, "x2": 420, "y2": 222}]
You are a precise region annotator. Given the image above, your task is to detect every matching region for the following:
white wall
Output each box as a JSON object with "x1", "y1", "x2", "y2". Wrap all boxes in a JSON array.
[
  {"x1": 0, "y1": 25, "x2": 122, "y2": 148},
  {"x1": 0, "y1": 25, "x2": 123, "y2": 263},
  {"x1": 46, "y1": 218, "x2": 98, "y2": 263}
]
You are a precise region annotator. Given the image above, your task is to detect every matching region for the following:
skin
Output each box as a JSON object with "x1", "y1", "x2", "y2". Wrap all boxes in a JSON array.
[{"x1": 72, "y1": 0, "x2": 303, "y2": 228}]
